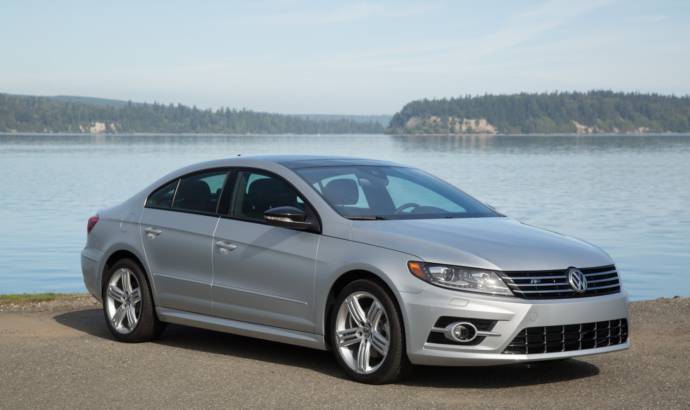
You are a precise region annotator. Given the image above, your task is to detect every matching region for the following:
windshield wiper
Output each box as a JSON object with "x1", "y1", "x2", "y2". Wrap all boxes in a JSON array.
[{"x1": 347, "y1": 216, "x2": 387, "y2": 220}]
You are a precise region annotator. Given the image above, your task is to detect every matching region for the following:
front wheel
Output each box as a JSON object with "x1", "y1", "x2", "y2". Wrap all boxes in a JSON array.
[
  {"x1": 330, "y1": 279, "x2": 408, "y2": 384},
  {"x1": 102, "y1": 258, "x2": 164, "y2": 342}
]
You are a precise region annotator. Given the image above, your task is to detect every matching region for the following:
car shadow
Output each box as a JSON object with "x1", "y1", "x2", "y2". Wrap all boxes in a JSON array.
[
  {"x1": 54, "y1": 308, "x2": 599, "y2": 387},
  {"x1": 53, "y1": 308, "x2": 341, "y2": 378},
  {"x1": 401, "y1": 360, "x2": 599, "y2": 388}
]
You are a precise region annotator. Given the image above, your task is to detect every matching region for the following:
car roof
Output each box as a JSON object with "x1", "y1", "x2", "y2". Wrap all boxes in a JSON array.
[
  {"x1": 157, "y1": 155, "x2": 404, "y2": 185},
  {"x1": 272, "y1": 155, "x2": 398, "y2": 169},
  {"x1": 190, "y1": 155, "x2": 400, "y2": 170}
]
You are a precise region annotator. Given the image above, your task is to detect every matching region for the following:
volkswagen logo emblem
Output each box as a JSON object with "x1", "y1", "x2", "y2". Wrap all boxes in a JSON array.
[{"x1": 567, "y1": 267, "x2": 588, "y2": 293}]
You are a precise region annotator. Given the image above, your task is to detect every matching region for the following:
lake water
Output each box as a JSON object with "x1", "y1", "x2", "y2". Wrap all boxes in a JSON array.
[{"x1": 1, "y1": 133, "x2": 689, "y2": 300}]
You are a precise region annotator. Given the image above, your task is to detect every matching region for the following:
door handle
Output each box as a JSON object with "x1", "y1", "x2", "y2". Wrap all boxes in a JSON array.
[
  {"x1": 144, "y1": 227, "x2": 162, "y2": 238},
  {"x1": 215, "y1": 240, "x2": 238, "y2": 253}
]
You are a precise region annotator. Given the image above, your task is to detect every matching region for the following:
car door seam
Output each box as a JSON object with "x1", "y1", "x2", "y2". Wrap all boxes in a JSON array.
[
  {"x1": 154, "y1": 272, "x2": 211, "y2": 285},
  {"x1": 210, "y1": 216, "x2": 222, "y2": 314},
  {"x1": 312, "y1": 235, "x2": 321, "y2": 329},
  {"x1": 211, "y1": 282, "x2": 309, "y2": 305}
]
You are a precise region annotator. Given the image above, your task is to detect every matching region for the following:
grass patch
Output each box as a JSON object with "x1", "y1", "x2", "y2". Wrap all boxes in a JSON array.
[{"x1": 0, "y1": 293, "x2": 86, "y2": 305}]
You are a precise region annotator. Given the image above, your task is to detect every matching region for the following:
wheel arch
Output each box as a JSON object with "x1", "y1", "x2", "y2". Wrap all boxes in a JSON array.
[
  {"x1": 323, "y1": 269, "x2": 407, "y2": 351},
  {"x1": 100, "y1": 246, "x2": 156, "y2": 304}
]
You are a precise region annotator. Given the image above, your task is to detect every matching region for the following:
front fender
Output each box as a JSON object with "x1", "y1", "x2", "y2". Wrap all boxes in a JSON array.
[{"x1": 313, "y1": 236, "x2": 424, "y2": 337}]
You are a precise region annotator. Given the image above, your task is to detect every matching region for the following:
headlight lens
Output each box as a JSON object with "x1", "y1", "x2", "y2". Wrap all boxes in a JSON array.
[{"x1": 408, "y1": 261, "x2": 513, "y2": 296}]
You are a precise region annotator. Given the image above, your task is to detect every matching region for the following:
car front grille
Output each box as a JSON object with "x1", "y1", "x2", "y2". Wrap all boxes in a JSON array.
[
  {"x1": 499, "y1": 265, "x2": 620, "y2": 299},
  {"x1": 503, "y1": 318, "x2": 628, "y2": 354}
]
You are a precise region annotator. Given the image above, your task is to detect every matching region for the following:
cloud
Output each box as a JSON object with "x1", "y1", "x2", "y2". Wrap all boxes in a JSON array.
[
  {"x1": 168, "y1": 0, "x2": 618, "y2": 83},
  {"x1": 279, "y1": 0, "x2": 618, "y2": 75},
  {"x1": 625, "y1": 14, "x2": 669, "y2": 24},
  {"x1": 257, "y1": 1, "x2": 432, "y2": 25},
  {"x1": 472, "y1": 0, "x2": 616, "y2": 56}
]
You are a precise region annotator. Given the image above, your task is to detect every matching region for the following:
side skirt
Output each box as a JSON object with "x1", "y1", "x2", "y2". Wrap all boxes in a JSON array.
[{"x1": 156, "y1": 307, "x2": 327, "y2": 350}]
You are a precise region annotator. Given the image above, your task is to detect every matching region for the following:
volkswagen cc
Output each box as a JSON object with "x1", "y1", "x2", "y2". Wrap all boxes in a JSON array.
[{"x1": 81, "y1": 155, "x2": 629, "y2": 384}]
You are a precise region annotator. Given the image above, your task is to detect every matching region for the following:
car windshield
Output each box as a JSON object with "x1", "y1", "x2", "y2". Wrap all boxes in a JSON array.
[{"x1": 294, "y1": 165, "x2": 500, "y2": 220}]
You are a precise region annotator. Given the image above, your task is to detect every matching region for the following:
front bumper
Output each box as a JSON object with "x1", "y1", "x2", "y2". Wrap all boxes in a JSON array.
[{"x1": 401, "y1": 286, "x2": 629, "y2": 366}]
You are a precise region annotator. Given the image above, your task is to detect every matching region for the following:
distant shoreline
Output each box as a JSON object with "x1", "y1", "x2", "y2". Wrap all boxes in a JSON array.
[
  {"x1": 4, "y1": 91, "x2": 690, "y2": 136},
  {"x1": 3, "y1": 131, "x2": 690, "y2": 137},
  {"x1": 385, "y1": 132, "x2": 690, "y2": 137},
  {"x1": 388, "y1": 91, "x2": 690, "y2": 135},
  {"x1": 0, "y1": 132, "x2": 386, "y2": 137}
]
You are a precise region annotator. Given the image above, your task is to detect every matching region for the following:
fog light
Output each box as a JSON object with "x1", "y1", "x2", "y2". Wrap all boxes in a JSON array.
[{"x1": 446, "y1": 322, "x2": 478, "y2": 342}]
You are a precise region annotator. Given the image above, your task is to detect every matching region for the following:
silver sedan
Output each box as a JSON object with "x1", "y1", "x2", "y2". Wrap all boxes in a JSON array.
[{"x1": 82, "y1": 155, "x2": 629, "y2": 384}]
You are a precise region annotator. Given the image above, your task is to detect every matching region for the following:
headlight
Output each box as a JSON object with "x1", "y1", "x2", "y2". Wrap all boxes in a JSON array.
[{"x1": 408, "y1": 261, "x2": 513, "y2": 296}]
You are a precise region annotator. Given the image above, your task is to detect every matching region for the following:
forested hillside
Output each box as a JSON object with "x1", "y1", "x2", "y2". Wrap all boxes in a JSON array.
[
  {"x1": 0, "y1": 93, "x2": 384, "y2": 134},
  {"x1": 387, "y1": 91, "x2": 690, "y2": 134},
  {"x1": 299, "y1": 114, "x2": 392, "y2": 126},
  {"x1": 6, "y1": 91, "x2": 690, "y2": 136}
]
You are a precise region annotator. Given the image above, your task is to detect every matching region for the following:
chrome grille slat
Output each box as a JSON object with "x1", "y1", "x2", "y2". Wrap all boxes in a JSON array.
[
  {"x1": 583, "y1": 270, "x2": 617, "y2": 277},
  {"x1": 586, "y1": 283, "x2": 621, "y2": 290},
  {"x1": 511, "y1": 283, "x2": 621, "y2": 294},
  {"x1": 499, "y1": 265, "x2": 621, "y2": 299},
  {"x1": 507, "y1": 282, "x2": 569, "y2": 288},
  {"x1": 506, "y1": 278, "x2": 617, "y2": 287},
  {"x1": 504, "y1": 275, "x2": 568, "y2": 281},
  {"x1": 587, "y1": 277, "x2": 620, "y2": 284},
  {"x1": 512, "y1": 288, "x2": 576, "y2": 294}
]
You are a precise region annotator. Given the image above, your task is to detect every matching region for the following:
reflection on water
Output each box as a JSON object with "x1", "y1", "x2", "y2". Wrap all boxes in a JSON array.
[{"x1": 1, "y1": 133, "x2": 689, "y2": 300}]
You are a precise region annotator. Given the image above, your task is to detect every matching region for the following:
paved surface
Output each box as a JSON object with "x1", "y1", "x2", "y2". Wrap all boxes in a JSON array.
[{"x1": 1, "y1": 297, "x2": 689, "y2": 409}]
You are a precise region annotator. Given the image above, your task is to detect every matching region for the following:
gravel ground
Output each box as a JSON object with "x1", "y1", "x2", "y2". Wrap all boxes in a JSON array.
[
  {"x1": 0, "y1": 294, "x2": 99, "y2": 313},
  {"x1": 0, "y1": 296, "x2": 688, "y2": 409}
]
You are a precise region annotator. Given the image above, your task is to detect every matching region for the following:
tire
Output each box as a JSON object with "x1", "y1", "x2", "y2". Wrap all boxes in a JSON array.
[
  {"x1": 102, "y1": 258, "x2": 165, "y2": 342},
  {"x1": 329, "y1": 279, "x2": 409, "y2": 384}
]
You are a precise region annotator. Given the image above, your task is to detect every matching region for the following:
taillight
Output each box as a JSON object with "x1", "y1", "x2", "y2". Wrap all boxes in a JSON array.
[{"x1": 87, "y1": 215, "x2": 99, "y2": 234}]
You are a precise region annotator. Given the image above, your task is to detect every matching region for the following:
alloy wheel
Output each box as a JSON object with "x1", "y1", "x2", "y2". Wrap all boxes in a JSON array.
[
  {"x1": 105, "y1": 268, "x2": 142, "y2": 334},
  {"x1": 335, "y1": 291, "x2": 390, "y2": 374}
]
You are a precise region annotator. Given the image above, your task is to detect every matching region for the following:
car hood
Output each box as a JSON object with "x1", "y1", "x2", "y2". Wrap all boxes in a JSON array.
[{"x1": 350, "y1": 217, "x2": 613, "y2": 271}]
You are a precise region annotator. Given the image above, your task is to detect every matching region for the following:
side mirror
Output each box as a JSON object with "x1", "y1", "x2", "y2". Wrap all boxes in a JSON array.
[{"x1": 264, "y1": 206, "x2": 315, "y2": 231}]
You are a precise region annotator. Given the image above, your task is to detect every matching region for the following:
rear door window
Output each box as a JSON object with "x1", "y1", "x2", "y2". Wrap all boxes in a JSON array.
[
  {"x1": 171, "y1": 171, "x2": 229, "y2": 214},
  {"x1": 146, "y1": 180, "x2": 179, "y2": 209}
]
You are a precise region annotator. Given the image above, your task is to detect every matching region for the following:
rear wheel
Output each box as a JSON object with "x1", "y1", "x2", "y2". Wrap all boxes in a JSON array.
[
  {"x1": 330, "y1": 279, "x2": 408, "y2": 384},
  {"x1": 102, "y1": 258, "x2": 164, "y2": 342}
]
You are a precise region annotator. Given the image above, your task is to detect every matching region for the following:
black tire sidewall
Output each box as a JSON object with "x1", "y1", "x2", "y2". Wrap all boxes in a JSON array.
[
  {"x1": 102, "y1": 258, "x2": 161, "y2": 342},
  {"x1": 330, "y1": 279, "x2": 406, "y2": 384}
]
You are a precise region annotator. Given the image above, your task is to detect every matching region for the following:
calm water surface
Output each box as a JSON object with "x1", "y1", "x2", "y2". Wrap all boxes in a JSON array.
[{"x1": 1, "y1": 133, "x2": 689, "y2": 300}]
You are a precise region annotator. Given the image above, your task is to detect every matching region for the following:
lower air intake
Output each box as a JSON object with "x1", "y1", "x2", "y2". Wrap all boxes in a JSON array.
[{"x1": 503, "y1": 319, "x2": 628, "y2": 354}]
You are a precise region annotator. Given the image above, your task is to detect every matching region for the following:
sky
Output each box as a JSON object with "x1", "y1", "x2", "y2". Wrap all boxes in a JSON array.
[{"x1": 1, "y1": 0, "x2": 689, "y2": 114}]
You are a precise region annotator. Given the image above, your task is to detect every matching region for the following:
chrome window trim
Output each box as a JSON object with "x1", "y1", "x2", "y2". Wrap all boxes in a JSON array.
[{"x1": 144, "y1": 167, "x2": 231, "y2": 217}]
